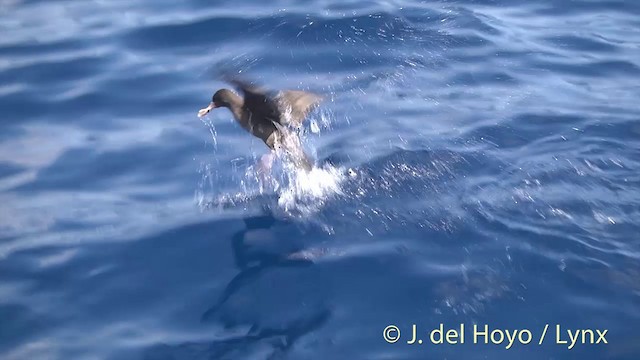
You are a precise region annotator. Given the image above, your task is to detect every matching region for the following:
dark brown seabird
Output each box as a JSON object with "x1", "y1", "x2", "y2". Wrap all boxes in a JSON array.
[{"x1": 198, "y1": 78, "x2": 322, "y2": 172}]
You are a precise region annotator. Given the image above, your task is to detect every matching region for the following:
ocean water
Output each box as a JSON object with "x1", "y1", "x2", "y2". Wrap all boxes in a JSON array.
[{"x1": 1, "y1": 0, "x2": 639, "y2": 359}]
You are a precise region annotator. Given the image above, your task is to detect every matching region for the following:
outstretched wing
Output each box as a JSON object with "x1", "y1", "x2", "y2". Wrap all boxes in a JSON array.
[
  {"x1": 224, "y1": 76, "x2": 281, "y2": 123},
  {"x1": 278, "y1": 90, "x2": 323, "y2": 126},
  {"x1": 222, "y1": 74, "x2": 322, "y2": 126}
]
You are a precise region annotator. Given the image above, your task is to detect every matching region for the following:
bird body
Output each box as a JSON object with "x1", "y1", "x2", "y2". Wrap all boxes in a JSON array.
[{"x1": 198, "y1": 78, "x2": 322, "y2": 171}]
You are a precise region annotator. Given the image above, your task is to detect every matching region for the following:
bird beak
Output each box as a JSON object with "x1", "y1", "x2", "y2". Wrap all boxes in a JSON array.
[{"x1": 197, "y1": 102, "x2": 217, "y2": 118}]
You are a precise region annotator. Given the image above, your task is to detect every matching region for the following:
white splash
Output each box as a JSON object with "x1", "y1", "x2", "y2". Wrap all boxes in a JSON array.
[
  {"x1": 197, "y1": 110, "x2": 346, "y2": 217},
  {"x1": 275, "y1": 162, "x2": 345, "y2": 215}
]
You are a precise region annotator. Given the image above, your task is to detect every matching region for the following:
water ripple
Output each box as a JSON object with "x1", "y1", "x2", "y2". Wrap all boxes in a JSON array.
[{"x1": 1, "y1": 0, "x2": 640, "y2": 359}]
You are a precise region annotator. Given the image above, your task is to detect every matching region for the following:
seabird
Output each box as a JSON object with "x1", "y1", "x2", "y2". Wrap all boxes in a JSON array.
[{"x1": 198, "y1": 78, "x2": 322, "y2": 172}]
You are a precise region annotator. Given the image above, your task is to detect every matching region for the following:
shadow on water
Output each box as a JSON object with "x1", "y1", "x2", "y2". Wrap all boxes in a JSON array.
[
  {"x1": 143, "y1": 211, "x2": 333, "y2": 360},
  {"x1": 201, "y1": 213, "x2": 317, "y2": 320},
  {"x1": 145, "y1": 309, "x2": 331, "y2": 360}
]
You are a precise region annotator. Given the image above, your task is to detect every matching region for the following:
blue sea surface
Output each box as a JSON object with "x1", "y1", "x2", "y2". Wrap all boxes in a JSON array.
[{"x1": 1, "y1": 0, "x2": 639, "y2": 359}]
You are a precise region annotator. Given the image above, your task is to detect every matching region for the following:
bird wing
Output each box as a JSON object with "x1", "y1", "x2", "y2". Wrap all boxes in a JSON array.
[
  {"x1": 223, "y1": 75, "x2": 322, "y2": 126},
  {"x1": 277, "y1": 90, "x2": 323, "y2": 126},
  {"x1": 226, "y1": 77, "x2": 266, "y2": 96},
  {"x1": 225, "y1": 77, "x2": 281, "y2": 122}
]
